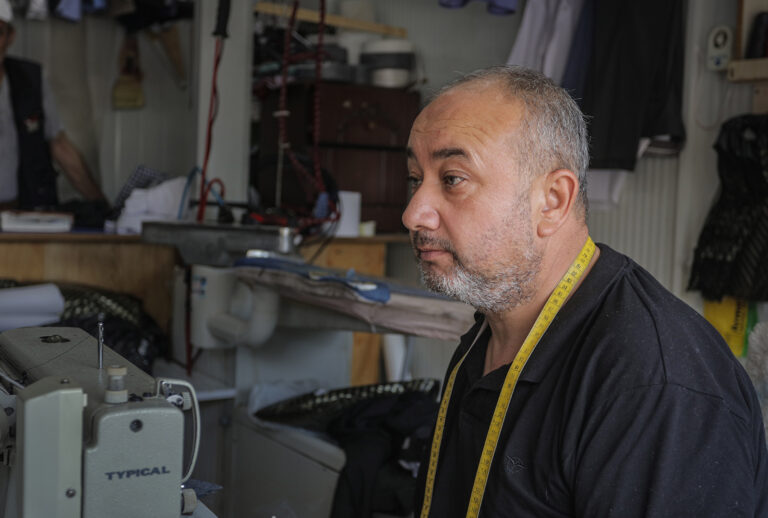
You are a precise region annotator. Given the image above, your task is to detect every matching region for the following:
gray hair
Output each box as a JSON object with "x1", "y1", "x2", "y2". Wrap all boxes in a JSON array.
[{"x1": 433, "y1": 65, "x2": 590, "y2": 215}]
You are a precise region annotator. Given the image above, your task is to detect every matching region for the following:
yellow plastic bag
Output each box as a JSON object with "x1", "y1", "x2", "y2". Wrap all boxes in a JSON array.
[{"x1": 703, "y1": 297, "x2": 757, "y2": 357}]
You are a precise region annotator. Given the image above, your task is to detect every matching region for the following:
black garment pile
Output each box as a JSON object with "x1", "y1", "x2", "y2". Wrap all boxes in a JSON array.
[
  {"x1": 688, "y1": 114, "x2": 768, "y2": 301},
  {"x1": 255, "y1": 379, "x2": 440, "y2": 518},
  {"x1": 0, "y1": 279, "x2": 167, "y2": 374}
]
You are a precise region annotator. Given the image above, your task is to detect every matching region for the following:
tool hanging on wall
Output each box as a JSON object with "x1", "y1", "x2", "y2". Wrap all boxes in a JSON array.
[
  {"x1": 112, "y1": 1, "x2": 194, "y2": 108},
  {"x1": 112, "y1": 33, "x2": 145, "y2": 109},
  {"x1": 146, "y1": 23, "x2": 188, "y2": 90}
]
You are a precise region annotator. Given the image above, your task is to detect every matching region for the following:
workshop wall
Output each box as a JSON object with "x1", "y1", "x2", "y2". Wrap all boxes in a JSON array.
[
  {"x1": 9, "y1": 15, "x2": 196, "y2": 203},
  {"x1": 8, "y1": 1, "x2": 520, "y2": 205},
  {"x1": 7, "y1": 2, "x2": 754, "y2": 382}
]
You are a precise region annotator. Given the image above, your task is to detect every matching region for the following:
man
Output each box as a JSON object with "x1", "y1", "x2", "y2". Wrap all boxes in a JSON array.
[
  {"x1": 0, "y1": 0, "x2": 106, "y2": 210},
  {"x1": 404, "y1": 65, "x2": 768, "y2": 517}
]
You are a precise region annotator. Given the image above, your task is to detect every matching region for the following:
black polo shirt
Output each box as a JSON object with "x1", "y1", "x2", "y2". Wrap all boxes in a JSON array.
[{"x1": 418, "y1": 244, "x2": 768, "y2": 517}]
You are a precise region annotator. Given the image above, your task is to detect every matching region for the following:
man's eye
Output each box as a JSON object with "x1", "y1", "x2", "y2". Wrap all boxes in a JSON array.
[
  {"x1": 444, "y1": 175, "x2": 464, "y2": 186},
  {"x1": 407, "y1": 176, "x2": 422, "y2": 189}
]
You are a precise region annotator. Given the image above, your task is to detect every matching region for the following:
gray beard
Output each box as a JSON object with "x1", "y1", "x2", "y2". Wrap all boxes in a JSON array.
[
  {"x1": 417, "y1": 240, "x2": 541, "y2": 314},
  {"x1": 412, "y1": 187, "x2": 541, "y2": 314}
]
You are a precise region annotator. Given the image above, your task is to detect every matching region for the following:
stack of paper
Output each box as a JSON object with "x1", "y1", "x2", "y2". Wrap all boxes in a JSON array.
[{"x1": 0, "y1": 210, "x2": 74, "y2": 233}]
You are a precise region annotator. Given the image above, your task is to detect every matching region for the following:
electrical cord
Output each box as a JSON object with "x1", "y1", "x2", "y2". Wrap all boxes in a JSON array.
[
  {"x1": 178, "y1": 166, "x2": 201, "y2": 220},
  {"x1": 196, "y1": 36, "x2": 225, "y2": 222},
  {"x1": 305, "y1": 218, "x2": 338, "y2": 265},
  {"x1": 196, "y1": 0, "x2": 231, "y2": 223},
  {"x1": 273, "y1": 0, "x2": 340, "y2": 233},
  {"x1": 155, "y1": 378, "x2": 201, "y2": 484}
]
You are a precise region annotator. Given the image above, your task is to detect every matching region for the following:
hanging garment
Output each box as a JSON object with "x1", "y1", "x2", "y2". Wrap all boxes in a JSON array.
[
  {"x1": 505, "y1": 0, "x2": 560, "y2": 71},
  {"x1": 580, "y1": 0, "x2": 685, "y2": 170},
  {"x1": 438, "y1": 0, "x2": 517, "y2": 15},
  {"x1": 540, "y1": 0, "x2": 585, "y2": 83},
  {"x1": 54, "y1": 0, "x2": 81, "y2": 21},
  {"x1": 82, "y1": 0, "x2": 107, "y2": 13},
  {"x1": 560, "y1": 0, "x2": 594, "y2": 102},
  {"x1": 688, "y1": 114, "x2": 768, "y2": 301},
  {"x1": 506, "y1": 0, "x2": 584, "y2": 83},
  {"x1": 25, "y1": 0, "x2": 47, "y2": 19}
]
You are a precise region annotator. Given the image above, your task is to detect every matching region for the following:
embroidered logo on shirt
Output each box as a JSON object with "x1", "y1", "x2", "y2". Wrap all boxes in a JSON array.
[
  {"x1": 504, "y1": 455, "x2": 527, "y2": 474},
  {"x1": 24, "y1": 116, "x2": 40, "y2": 133}
]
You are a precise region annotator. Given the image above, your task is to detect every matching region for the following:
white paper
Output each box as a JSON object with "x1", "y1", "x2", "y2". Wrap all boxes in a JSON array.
[{"x1": 0, "y1": 284, "x2": 64, "y2": 316}]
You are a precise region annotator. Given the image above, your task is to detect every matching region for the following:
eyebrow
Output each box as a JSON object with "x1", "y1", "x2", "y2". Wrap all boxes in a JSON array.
[{"x1": 406, "y1": 147, "x2": 469, "y2": 161}]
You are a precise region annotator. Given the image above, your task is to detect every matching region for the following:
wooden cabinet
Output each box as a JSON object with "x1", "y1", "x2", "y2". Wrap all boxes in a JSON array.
[{"x1": 255, "y1": 82, "x2": 420, "y2": 232}]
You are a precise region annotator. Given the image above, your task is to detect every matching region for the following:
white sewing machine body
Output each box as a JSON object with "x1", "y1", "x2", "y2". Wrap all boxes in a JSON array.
[{"x1": 0, "y1": 326, "x2": 199, "y2": 518}]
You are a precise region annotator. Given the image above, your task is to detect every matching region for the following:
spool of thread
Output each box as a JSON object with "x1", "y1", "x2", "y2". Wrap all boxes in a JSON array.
[
  {"x1": 336, "y1": 191, "x2": 361, "y2": 237},
  {"x1": 360, "y1": 38, "x2": 415, "y2": 88},
  {"x1": 371, "y1": 68, "x2": 411, "y2": 88}
]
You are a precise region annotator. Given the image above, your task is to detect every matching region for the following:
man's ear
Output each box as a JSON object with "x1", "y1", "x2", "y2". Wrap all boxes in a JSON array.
[{"x1": 535, "y1": 169, "x2": 579, "y2": 237}]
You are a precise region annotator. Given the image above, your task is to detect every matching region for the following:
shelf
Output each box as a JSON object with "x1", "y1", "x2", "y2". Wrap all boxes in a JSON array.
[
  {"x1": 254, "y1": 1, "x2": 407, "y2": 38},
  {"x1": 727, "y1": 58, "x2": 768, "y2": 82},
  {"x1": 727, "y1": 59, "x2": 768, "y2": 113}
]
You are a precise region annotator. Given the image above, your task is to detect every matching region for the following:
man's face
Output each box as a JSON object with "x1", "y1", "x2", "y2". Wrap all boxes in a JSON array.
[
  {"x1": 0, "y1": 21, "x2": 13, "y2": 66},
  {"x1": 403, "y1": 83, "x2": 543, "y2": 314}
]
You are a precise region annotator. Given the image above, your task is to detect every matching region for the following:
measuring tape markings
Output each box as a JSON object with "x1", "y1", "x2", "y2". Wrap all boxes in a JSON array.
[
  {"x1": 421, "y1": 327, "x2": 479, "y2": 517},
  {"x1": 419, "y1": 237, "x2": 596, "y2": 518}
]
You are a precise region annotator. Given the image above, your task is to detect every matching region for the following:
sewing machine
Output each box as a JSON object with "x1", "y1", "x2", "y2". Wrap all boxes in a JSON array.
[{"x1": 0, "y1": 326, "x2": 210, "y2": 518}]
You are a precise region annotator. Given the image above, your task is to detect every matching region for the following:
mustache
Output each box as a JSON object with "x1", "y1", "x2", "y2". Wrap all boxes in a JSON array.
[{"x1": 411, "y1": 231, "x2": 458, "y2": 259}]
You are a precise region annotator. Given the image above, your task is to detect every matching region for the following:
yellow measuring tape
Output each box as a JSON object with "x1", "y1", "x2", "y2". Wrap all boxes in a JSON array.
[{"x1": 420, "y1": 237, "x2": 596, "y2": 518}]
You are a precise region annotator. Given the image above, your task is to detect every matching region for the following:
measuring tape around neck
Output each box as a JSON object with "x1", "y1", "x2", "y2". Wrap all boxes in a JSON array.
[{"x1": 419, "y1": 237, "x2": 596, "y2": 518}]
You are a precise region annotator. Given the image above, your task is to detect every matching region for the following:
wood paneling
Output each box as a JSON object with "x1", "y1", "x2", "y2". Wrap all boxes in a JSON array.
[{"x1": 0, "y1": 235, "x2": 177, "y2": 331}]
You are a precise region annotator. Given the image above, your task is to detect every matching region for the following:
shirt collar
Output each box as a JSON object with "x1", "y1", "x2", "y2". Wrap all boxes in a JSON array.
[
  {"x1": 517, "y1": 244, "x2": 626, "y2": 383},
  {"x1": 465, "y1": 244, "x2": 627, "y2": 385}
]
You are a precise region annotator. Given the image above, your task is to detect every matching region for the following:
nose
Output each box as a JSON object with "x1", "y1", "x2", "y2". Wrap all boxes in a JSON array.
[{"x1": 402, "y1": 184, "x2": 440, "y2": 232}]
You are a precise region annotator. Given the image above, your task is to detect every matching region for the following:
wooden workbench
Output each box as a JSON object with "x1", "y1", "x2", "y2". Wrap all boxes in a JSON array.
[{"x1": 0, "y1": 232, "x2": 178, "y2": 332}]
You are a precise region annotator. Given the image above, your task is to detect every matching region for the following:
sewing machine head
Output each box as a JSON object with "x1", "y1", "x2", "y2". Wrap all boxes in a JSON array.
[{"x1": 0, "y1": 326, "x2": 200, "y2": 518}]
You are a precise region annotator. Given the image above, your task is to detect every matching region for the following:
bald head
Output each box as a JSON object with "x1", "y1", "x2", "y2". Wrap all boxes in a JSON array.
[{"x1": 428, "y1": 66, "x2": 590, "y2": 216}]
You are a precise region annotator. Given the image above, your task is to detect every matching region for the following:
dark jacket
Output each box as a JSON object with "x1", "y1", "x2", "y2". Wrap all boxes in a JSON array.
[{"x1": 5, "y1": 56, "x2": 58, "y2": 209}]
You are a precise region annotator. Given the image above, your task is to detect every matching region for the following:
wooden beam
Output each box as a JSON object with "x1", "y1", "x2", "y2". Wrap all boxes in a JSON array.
[{"x1": 254, "y1": 1, "x2": 408, "y2": 38}]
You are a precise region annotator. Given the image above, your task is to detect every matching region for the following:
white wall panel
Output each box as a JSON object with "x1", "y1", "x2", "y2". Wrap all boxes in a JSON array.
[{"x1": 588, "y1": 156, "x2": 680, "y2": 290}]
